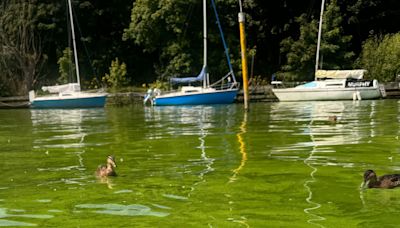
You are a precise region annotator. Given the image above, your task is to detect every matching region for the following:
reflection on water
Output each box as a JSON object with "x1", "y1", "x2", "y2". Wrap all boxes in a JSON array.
[
  {"x1": 144, "y1": 106, "x2": 217, "y2": 197},
  {"x1": 75, "y1": 203, "x2": 169, "y2": 217},
  {"x1": 2, "y1": 101, "x2": 400, "y2": 226},
  {"x1": 189, "y1": 125, "x2": 215, "y2": 195},
  {"x1": 303, "y1": 119, "x2": 326, "y2": 228},
  {"x1": 270, "y1": 101, "x2": 366, "y2": 227},
  {"x1": 269, "y1": 101, "x2": 367, "y2": 164},
  {"x1": 144, "y1": 106, "x2": 228, "y2": 138},
  {"x1": 144, "y1": 104, "x2": 223, "y2": 136},
  {"x1": 228, "y1": 112, "x2": 249, "y2": 227},
  {"x1": 30, "y1": 109, "x2": 108, "y2": 191},
  {"x1": 230, "y1": 112, "x2": 248, "y2": 183},
  {"x1": 144, "y1": 105, "x2": 250, "y2": 226},
  {"x1": 0, "y1": 208, "x2": 53, "y2": 227},
  {"x1": 266, "y1": 100, "x2": 400, "y2": 227},
  {"x1": 30, "y1": 109, "x2": 107, "y2": 147}
]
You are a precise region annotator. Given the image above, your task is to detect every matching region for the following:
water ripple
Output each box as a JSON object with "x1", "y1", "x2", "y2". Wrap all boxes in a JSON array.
[
  {"x1": 0, "y1": 208, "x2": 53, "y2": 227},
  {"x1": 75, "y1": 204, "x2": 169, "y2": 217}
]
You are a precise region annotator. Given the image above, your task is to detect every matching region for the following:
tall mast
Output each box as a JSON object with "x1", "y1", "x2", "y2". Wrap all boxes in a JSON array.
[
  {"x1": 315, "y1": 0, "x2": 325, "y2": 78},
  {"x1": 203, "y1": 0, "x2": 208, "y2": 88},
  {"x1": 67, "y1": 0, "x2": 81, "y2": 86}
]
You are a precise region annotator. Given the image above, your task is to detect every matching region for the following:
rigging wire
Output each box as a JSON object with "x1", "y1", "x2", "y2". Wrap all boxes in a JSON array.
[
  {"x1": 65, "y1": 0, "x2": 73, "y2": 83},
  {"x1": 210, "y1": 0, "x2": 235, "y2": 76},
  {"x1": 70, "y1": 2, "x2": 97, "y2": 78},
  {"x1": 181, "y1": 2, "x2": 195, "y2": 39}
]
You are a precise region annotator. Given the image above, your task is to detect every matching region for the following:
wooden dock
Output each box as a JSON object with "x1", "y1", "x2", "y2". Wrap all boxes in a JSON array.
[
  {"x1": 0, "y1": 96, "x2": 30, "y2": 109},
  {"x1": 236, "y1": 85, "x2": 278, "y2": 102},
  {"x1": 384, "y1": 82, "x2": 400, "y2": 98},
  {"x1": 106, "y1": 92, "x2": 144, "y2": 106}
]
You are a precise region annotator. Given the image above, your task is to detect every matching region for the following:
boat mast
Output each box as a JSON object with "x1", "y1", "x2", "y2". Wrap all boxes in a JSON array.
[
  {"x1": 315, "y1": 0, "x2": 325, "y2": 78},
  {"x1": 67, "y1": 0, "x2": 81, "y2": 87},
  {"x1": 203, "y1": 0, "x2": 208, "y2": 88}
]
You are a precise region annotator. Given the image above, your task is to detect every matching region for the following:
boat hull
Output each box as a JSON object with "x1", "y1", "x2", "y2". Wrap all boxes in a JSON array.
[
  {"x1": 154, "y1": 89, "x2": 238, "y2": 106},
  {"x1": 272, "y1": 87, "x2": 382, "y2": 101},
  {"x1": 30, "y1": 93, "x2": 107, "y2": 108}
]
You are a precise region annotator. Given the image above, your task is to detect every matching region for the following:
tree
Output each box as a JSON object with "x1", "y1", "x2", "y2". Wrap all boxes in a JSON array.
[
  {"x1": 57, "y1": 47, "x2": 75, "y2": 84},
  {"x1": 279, "y1": 0, "x2": 354, "y2": 81},
  {"x1": 122, "y1": 0, "x2": 248, "y2": 82},
  {"x1": 357, "y1": 33, "x2": 400, "y2": 82},
  {"x1": 72, "y1": 0, "x2": 138, "y2": 85},
  {"x1": 102, "y1": 58, "x2": 128, "y2": 90},
  {"x1": 279, "y1": 14, "x2": 318, "y2": 81},
  {"x1": 0, "y1": 0, "x2": 46, "y2": 96},
  {"x1": 123, "y1": 0, "x2": 200, "y2": 81},
  {"x1": 319, "y1": 0, "x2": 354, "y2": 70}
]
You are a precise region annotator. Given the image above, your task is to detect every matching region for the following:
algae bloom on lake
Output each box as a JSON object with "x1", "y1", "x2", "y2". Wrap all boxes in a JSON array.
[{"x1": 0, "y1": 100, "x2": 399, "y2": 227}]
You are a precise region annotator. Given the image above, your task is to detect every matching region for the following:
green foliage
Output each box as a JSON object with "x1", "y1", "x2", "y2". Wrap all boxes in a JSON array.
[
  {"x1": 279, "y1": 14, "x2": 318, "y2": 81},
  {"x1": 0, "y1": 0, "x2": 46, "y2": 96},
  {"x1": 320, "y1": 0, "x2": 354, "y2": 69},
  {"x1": 279, "y1": 0, "x2": 354, "y2": 81},
  {"x1": 148, "y1": 80, "x2": 169, "y2": 91},
  {"x1": 123, "y1": 0, "x2": 198, "y2": 79},
  {"x1": 57, "y1": 47, "x2": 75, "y2": 84},
  {"x1": 102, "y1": 58, "x2": 128, "y2": 89},
  {"x1": 357, "y1": 33, "x2": 400, "y2": 82},
  {"x1": 123, "y1": 0, "x2": 245, "y2": 81},
  {"x1": 1, "y1": 0, "x2": 400, "y2": 94}
]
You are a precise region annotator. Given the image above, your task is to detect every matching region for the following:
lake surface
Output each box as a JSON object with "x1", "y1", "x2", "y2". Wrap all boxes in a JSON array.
[{"x1": 0, "y1": 100, "x2": 399, "y2": 227}]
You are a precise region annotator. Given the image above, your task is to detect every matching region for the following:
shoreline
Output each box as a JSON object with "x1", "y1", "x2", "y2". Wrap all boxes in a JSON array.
[{"x1": 1, "y1": 82, "x2": 399, "y2": 109}]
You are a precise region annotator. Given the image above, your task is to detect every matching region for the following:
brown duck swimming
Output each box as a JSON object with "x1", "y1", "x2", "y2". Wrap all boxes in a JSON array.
[
  {"x1": 328, "y1": 115, "x2": 337, "y2": 123},
  {"x1": 363, "y1": 170, "x2": 400, "y2": 189},
  {"x1": 96, "y1": 155, "x2": 117, "y2": 177}
]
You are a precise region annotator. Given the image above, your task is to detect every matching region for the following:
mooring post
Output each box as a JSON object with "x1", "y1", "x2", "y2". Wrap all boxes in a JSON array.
[{"x1": 238, "y1": 0, "x2": 249, "y2": 111}]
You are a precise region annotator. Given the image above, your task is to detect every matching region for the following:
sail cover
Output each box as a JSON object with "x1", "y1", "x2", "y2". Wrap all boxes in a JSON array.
[
  {"x1": 42, "y1": 83, "x2": 81, "y2": 93},
  {"x1": 315, "y1": 70, "x2": 366, "y2": 80},
  {"x1": 170, "y1": 66, "x2": 206, "y2": 84}
]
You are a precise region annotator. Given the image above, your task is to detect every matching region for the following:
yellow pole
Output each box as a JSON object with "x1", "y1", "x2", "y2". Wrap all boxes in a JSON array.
[{"x1": 238, "y1": 11, "x2": 249, "y2": 111}]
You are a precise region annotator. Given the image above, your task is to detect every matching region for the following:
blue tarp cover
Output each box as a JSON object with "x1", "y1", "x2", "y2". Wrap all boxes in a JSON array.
[
  {"x1": 170, "y1": 66, "x2": 206, "y2": 84},
  {"x1": 297, "y1": 81, "x2": 317, "y2": 88}
]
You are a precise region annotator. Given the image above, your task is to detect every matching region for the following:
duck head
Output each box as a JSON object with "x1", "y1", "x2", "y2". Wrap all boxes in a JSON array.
[
  {"x1": 96, "y1": 155, "x2": 117, "y2": 178},
  {"x1": 328, "y1": 115, "x2": 337, "y2": 123},
  {"x1": 107, "y1": 155, "x2": 117, "y2": 168},
  {"x1": 363, "y1": 169, "x2": 377, "y2": 188}
]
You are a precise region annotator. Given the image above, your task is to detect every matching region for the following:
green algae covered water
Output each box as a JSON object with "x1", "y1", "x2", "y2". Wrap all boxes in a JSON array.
[{"x1": 0, "y1": 100, "x2": 399, "y2": 227}]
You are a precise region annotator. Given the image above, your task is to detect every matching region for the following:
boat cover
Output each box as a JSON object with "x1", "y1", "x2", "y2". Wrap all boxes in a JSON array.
[
  {"x1": 315, "y1": 70, "x2": 366, "y2": 80},
  {"x1": 42, "y1": 83, "x2": 81, "y2": 93},
  {"x1": 170, "y1": 66, "x2": 206, "y2": 84}
]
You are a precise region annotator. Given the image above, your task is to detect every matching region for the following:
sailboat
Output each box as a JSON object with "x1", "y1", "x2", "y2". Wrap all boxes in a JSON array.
[
  {"x1": 272, "y1": 0, "x2": 384, "y2": 102},
  {"x1": 143, "y1": 0, "x2": 239, "y2": 106},
  {"x1": 29, "y1": 0, "x2": 107, "y2": 108}
]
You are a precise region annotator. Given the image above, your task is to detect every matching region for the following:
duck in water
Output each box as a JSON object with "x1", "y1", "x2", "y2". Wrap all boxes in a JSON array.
[
  {"x1": 328, "y1": 115, "x2": 337, "y2": 123},
  {"x1": 96, "y1": 155, "x2": 117, "y2": 177},
  {"x1": 363, "y1": 170, "x2": 400, "y2": 189}
]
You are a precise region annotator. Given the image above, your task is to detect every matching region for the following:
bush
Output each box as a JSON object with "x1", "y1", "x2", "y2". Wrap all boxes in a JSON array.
[
  {"x1": 102, "y1": 58, "x2": 128, "y2": 90},
  {"x1": 147, "y1": 80, "x2": 169, "y2": 91},
  {"x1": 57, "y1": 47, "x2": 75, "y2": 84},
  {"x1": 357, "y1": 33, "x2": 400, "y2": 82}
]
